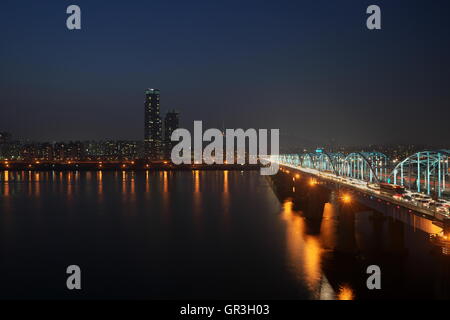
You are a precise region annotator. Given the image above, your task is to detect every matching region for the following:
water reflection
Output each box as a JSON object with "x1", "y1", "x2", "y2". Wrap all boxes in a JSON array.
[
  {"x1": 0, "y1": 170, "x2": 449, "y2": 299},
  {"x1": 320, "y1": 203, "x2": 338, "y2": 250},
  {"x1": 222, "y1": 171, "x2": 230, "y2": 224},
  {"x1": 193, "y1": 170, "x2": 200, "y2": 194},
  {"x1": 130, "y1": 172, "x2": 136, "y2": 203},
  {"x1": 97, "y1": 171, "x2": 103, "y2": 198},
  {"x1": 337, "y1": 285, "x2": 354, "y2": 300},
  {"x1": 67, "y1": 172, "x2": 73, "y2": 200},
  {"x1": 223, "y1": 170, "x2": 229, "y2": 194},
  {"x1": 271, "y1": 170, "x2": 450, "y2": 299},
  {"x1": 121, "y1": 171, "x2": 127, "y2": 195},
  {"x1": 280, "y1": 199, "x2": 333, "y2": 299},
  {"x1": 163, "y1": 171, "x2": 168, "y2": 194},
  {"x1": 193, "y1": 170, "x2": 202, "y2": 231},
  {"x1": 145, "y1": 170, "x2": 150, "y2": 193},
  {"x1": 162, "y1": 171, "x2": 169, "y2": 219},
  {"x1": 193, "y1": 170, "x2": 201, "y2": 202},
  {"x1": 3, "y1": 171, "x2": 9, "y2": 197},
  {"x1": 34, "y1": 173, "x2": 40, "y2": 197}
]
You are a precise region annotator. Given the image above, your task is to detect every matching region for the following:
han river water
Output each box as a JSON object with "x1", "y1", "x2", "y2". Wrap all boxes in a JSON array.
[{"x1": 0, "y1": 170, "x2": 449, "y2": 299}]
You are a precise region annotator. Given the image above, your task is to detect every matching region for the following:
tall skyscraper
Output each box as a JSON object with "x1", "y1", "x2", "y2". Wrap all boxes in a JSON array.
[
  {"x1": 144, "y1": 88, "x2": 162, "y2": 159},
  {"x1": 164, "y1": 110, "x2": 180, "y2": 159}
]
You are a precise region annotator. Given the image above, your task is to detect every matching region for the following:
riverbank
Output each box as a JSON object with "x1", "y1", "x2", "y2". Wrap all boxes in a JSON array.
[{"x1": 0, "y1": 161, "x2": 261, "y2": 171}]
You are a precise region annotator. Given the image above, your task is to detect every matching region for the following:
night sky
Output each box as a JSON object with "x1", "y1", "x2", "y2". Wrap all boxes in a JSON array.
[{"x1": 1, "y1": 0, "x2": 449, "y2": 148}]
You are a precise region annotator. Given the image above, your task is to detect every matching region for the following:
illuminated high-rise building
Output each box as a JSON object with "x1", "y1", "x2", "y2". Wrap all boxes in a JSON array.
[
  {"x1": 164, "y1": 110, "x2": 180, "y2": 159},
  {"x1": 144, "y1": 88, "x2": 162, "y2": 159}
]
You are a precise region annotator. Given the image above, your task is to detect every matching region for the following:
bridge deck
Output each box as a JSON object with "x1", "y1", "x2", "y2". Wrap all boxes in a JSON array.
[{"x1": 276, "y1": 162, "x2": 450, "y2": 223}]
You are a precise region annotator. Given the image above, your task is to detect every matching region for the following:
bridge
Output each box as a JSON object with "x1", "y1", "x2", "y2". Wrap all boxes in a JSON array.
[
  {"x1": 266, "y1": 150, "x2": 450, "y2": 221},
  {"x1": 272, "y1": 150, "x2": 450, "y2": 197}
]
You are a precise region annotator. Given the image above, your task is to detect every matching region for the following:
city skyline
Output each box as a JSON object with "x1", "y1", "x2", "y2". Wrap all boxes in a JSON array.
[{"x1": 1, "y1": 0, "x2": 450, "y2": 147}]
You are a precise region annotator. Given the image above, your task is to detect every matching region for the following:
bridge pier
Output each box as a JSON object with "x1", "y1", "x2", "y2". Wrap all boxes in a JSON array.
[
  {"x1": 368, "y1": 211, "x2": 386, "y2": 253},
  {"x1": 303, "y1": 199, "x2": 326, "y2": 235},
  {"x1": 336, "y1": 202, "x2": 358, "y2": 255},
  {"x1": 387, "y1": 217, "x2": 407, "y2": 255}
]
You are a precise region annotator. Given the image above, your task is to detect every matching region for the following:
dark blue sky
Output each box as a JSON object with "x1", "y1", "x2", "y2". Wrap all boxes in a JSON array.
[{"x1": 1, "y1": 0, "x2": 449, "y2": 147}]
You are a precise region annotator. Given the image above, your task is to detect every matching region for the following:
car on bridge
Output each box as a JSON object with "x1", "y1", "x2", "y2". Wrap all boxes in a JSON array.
[
  {"x1": 392, "y1": 193, "x2": 405, "y2": 200},
  {"x1": 435, "y1": 205, "x2": 449, "y2": 214},
  {"x1": 417, "y1": 199, "x2": 432, "y2": 208},
  {"x1": 402, "y1": 195, "x2": 414, "y2": 202},
  {"x1": 435, "y1": 199, "x2": 449, "y2": 206},
  {"x1": 412, "y1": 193, "x2": 432, "y2": 201}
]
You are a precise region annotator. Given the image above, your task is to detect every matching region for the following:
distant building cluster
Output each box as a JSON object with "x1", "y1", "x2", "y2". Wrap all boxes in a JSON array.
[
  {"x1": 0, "y1": 88, "x2": 180, "y2": 161},
  {"x1": 0, "y1": 137, "x2": 143, "y2": 161}
]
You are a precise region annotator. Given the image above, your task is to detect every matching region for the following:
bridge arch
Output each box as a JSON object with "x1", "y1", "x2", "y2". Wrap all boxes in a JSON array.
[
  {"x1": 317, "y1": 152, "x2": 342, "y2": 175},
  {"x1": 286, "y1": 154, "x2": 300, "y2": 166},
  {"x1": 300, "y1": 153, "x2": 318, "y2": 169},
  {"x1": 341, "y1": 152, "x2": 388, "y2": 183},
  {"x1": 389, "y1": 150, "x2": 450, "y2": 197}
]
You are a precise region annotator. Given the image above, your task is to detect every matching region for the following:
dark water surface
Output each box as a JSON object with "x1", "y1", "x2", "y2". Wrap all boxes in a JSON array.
[{"x1": 0, "y1": 170, "x2": 449, "y2": 299}]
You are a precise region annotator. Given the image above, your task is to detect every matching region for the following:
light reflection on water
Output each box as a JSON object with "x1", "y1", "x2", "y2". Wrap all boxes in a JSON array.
[
  {"x1": 280, "y1": 198, "x2": 341, "y2": 300},
  {"x1": 271, "y1": 170, "x2": 450, "y2": 300},
  {"x1": 337, "y1": 285, "x2": 355, "y2": 300},
  {"x1": 0, "y1": 170, "x2": 449, "y2": 299}
]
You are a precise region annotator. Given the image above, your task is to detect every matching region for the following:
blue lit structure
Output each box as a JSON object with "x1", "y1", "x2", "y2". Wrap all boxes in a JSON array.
[
  {"x1": 276, "y1": 150, "x2": 450, "y2": 198},
  {"x1": 390, "y1": 150, "x2": 450, "y2": 197},
  {"x1": 340, "y1": 152, "x2": 388, "y2": 183}
]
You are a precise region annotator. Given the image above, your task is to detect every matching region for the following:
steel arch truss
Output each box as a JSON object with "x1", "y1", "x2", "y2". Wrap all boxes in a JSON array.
[
  {"x1": 282, "y1": 154, "x2": 300, "y2": 166},
  {"x1": 316, "y1": 152, "x2": 344, "y2": 175},
  {"x1": 340, "y1": 152, "x2": 388, "y2": 183},
  {"x1": 276, "y1": 151, "x2": 388, "y2": 183},
  {"x1": 300, "y1": 153, "x2": 318, "y2": 169},
  {"x1": 390, "y1": 150, "x2": 450, "y2": 197}
]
